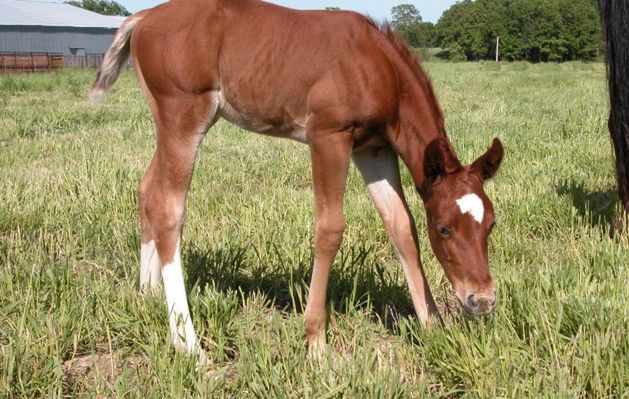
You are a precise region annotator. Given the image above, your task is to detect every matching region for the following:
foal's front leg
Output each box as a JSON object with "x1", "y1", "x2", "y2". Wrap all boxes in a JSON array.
[
  {"x1": 353, "y1": 147, "x2": 440, "y2": 327},
  {"x1": 304, "y1": 130, "x2": 353, "y2": 354}
]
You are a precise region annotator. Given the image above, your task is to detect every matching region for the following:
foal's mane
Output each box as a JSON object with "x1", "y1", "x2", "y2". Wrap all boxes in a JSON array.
[{"x1": 363, "y1": 17, "x2": 445, "y2": 128}]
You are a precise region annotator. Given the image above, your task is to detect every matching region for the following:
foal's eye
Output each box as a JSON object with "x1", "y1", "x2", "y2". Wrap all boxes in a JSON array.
[{"x1": 437, "y1": 224, "x2": 452, "y2": 238}]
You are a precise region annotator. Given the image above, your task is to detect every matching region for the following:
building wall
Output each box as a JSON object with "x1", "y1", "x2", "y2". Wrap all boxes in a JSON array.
[{"x1": 0, "y1": 25, "x2": 116, "y2": 56}]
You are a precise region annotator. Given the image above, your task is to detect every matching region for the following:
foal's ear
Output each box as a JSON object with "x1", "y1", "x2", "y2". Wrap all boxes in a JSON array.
[
  {"x1": 424, "y1": 138, "x2": 462, "y2": 184},
  {"x1": 471, "y1": 138, "x2": 504, "y2": 181}
]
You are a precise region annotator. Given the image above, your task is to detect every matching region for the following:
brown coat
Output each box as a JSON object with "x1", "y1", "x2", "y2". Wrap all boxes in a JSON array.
[{"x1": 90, "y1": 0, "x2": 503, "y2": 356}]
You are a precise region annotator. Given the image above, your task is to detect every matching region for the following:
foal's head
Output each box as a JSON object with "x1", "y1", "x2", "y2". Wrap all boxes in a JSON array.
[{"x1": 420, "y1": 138, "x2": 504, "y2": 316}]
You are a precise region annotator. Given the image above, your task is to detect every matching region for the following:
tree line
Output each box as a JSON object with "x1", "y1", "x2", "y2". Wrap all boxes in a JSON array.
[
  {"x1": 391, "y1": 0, "x2": 602, "y2": 62},
  {"x1": 66, "y1": 0, "x2": 130, "y2": 16},
  {"x1": 68, "y1": 0, "x2": 601, "y2": 62}
]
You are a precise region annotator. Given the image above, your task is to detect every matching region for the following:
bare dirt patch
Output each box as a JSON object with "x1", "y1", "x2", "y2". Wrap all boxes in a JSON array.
[{"x1": 62, "y1": 352, "x2": 147, "y2": 389}]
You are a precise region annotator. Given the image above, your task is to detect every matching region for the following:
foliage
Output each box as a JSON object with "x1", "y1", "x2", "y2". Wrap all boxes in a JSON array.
[
  {"x1": 445, "y1": 42, "x2": 467, "y2": 62},
  {"x1": 66, "y1": 0, "x2": 130, "y2": 16},
  {"x1": 391, "y1": 4, "x2": 436, "y2": 48},
  {"x1": 434, "y1": 0, "x2": 602, "y2": 62},
  {"x1": 325, "y1": 6, "x2": 340, "y2": 11},
  {"x1": 0, "y1": 65, "x2": 627, "y2": 397},
  {"x1": 391, "y1": 3, "x2": 423, "y2": 26}
]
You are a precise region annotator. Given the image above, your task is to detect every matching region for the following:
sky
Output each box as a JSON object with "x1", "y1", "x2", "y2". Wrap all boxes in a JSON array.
[{"x1": 120, "y1": 0, "x2": 459, "y2": 23}]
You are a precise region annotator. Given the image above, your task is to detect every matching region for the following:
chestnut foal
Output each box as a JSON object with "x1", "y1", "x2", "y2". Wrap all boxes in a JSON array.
[{"x1": 90, "y1": 0, "x2": 504, "y2": 359}]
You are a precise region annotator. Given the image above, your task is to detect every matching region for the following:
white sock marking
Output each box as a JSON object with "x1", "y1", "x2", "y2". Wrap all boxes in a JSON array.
[
  {"x1": 140, "y1": 240, "x2": 161, "y2": 290},
  {"x1": 456, "y1": 194, "x2": 484, "y2": 223},
  {"x1": 162, "y1": 241, "x2": 199, "y2": 354}
]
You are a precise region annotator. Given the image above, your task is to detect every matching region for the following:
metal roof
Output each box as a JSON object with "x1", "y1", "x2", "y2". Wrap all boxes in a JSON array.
[{"x1": 0, "y1": 0, "x2": 124, "y2": 28}]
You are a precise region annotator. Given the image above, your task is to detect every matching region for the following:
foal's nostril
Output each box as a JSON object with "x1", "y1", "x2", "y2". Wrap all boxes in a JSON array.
[{"x1": 466, "y1": 294, "x2": 478, "y2": 309}]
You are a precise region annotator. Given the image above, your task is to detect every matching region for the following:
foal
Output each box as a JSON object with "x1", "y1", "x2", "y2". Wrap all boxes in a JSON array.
[{"x1": 90, "y1": 0, "x2": 504, "y2": 358}]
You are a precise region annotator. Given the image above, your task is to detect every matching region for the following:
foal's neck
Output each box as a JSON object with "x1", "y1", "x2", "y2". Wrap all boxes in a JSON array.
[{"x1": 387, "y1": 68, "x2": 453, "y2": 193}]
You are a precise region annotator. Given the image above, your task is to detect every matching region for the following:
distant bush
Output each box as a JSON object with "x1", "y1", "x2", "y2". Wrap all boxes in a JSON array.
[{"x1": 445, "y1": 43, "x2": 467, "y2": 62}]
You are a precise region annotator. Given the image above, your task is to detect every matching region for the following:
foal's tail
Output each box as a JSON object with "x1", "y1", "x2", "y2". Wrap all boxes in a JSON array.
[{"x1": 88, "y1": 11, "x2": 147, "y2": 102}]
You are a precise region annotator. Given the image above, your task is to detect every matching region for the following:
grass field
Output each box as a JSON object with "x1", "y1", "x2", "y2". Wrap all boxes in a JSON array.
[{"x1": 1, "y1": 62, "x2": 627, "y2": 398}]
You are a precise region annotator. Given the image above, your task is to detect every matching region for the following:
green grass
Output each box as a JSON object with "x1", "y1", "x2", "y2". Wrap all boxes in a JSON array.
[{"x1": 1, "y1": 63, "x2": 627, "y2": 398}]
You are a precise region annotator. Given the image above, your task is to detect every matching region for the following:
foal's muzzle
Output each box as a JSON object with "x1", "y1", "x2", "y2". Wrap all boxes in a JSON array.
[{"x1": 463, "y1": 292, "x2": 496, "y2": 315}]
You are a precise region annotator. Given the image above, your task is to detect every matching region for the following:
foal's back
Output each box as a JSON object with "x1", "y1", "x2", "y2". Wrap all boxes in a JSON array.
[{"x1": 131, "y1": 0, "x2": 399, "y2": 139}]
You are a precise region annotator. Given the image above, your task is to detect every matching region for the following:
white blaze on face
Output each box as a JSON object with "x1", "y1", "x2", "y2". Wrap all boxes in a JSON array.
[{"x1": 456, "y1": 194, "x2": 484, "y2": 224}]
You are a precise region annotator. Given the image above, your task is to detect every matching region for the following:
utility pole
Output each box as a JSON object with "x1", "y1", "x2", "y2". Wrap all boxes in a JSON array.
[{"x1": 495, "y1": 36, "x2": 500, "y2": 62}]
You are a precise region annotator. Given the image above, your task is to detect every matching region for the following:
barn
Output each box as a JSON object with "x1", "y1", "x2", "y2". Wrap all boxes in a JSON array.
[{"x1": 0, "y1": 0, "x2": 123, "y2": 70}]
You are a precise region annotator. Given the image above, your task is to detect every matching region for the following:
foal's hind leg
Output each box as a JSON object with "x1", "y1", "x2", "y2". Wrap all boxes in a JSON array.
[
  {"x1": 353, "y1": 147, "x2": 439, "y2": 326},
  {"x1": 137, "y1": 92, "x2": 218, "y2": 356},
  {"x1": 139, "y1": 155, "x2": 162, "y2": 292}
]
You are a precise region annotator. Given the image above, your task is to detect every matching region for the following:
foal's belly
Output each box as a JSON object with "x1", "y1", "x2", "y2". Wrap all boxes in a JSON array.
[{"x1": 215, "y1": 90, "x2": 308, "y2": 144}]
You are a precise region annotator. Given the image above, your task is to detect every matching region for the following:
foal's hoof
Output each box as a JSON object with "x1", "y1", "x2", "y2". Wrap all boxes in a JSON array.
[
  {"x1": 194, "y1": 350, "x2": 212, "y2": 372},
  {"x1": 174, "y1": 343, "x2": 210, "y2": 372},
  {"x1": 307, "y1": 337, "x2": 327, "y2": 361}
]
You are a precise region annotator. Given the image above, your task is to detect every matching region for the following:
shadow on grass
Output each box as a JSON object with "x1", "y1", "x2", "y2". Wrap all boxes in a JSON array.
[
  {"x1": 431, "y1": 49, "x2": 451, "y2": 61},
  {"x1": 183, "y1": 242, "x2": 415, "y2": 327},
  {"x1": 556, "y1": 180, "x2": 618, "y2": 232}
]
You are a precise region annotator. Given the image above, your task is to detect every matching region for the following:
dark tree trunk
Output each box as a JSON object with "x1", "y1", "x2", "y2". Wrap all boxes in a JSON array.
[{"x1": 599, "y1": 0, "x2": 629, "y2": 229}]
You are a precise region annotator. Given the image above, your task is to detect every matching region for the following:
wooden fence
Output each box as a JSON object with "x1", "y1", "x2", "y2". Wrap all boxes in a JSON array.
[
  {"x1": 64, "y1": 54, "x2": 105, "y2": 69},
  {"x1": 0, "y1": 52, "x2": 116, "y2": 73},
  {"x1": 0, "y1": 52, "x2": 64, "y2": 73}
]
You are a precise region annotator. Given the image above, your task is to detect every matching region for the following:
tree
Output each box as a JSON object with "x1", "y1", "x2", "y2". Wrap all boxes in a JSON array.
[
  {"x1": 391, "y1": 4, "x2": 435, "y2": 48},
  {"x1": 434, "y1": 0, "x2": 508, "y2": 60},
  {"x1": 325, "y1": 7, "x2": 340, "y2": 11},
  {"x1": 434, "y1": 0, "x2": 601, "y2": 62},
  {"x1": 66, "y1": 0, "x2": 131, "y2": 16},
  {"x1": 392, "y1": 4, "x2": 423, "y2": 27}
]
